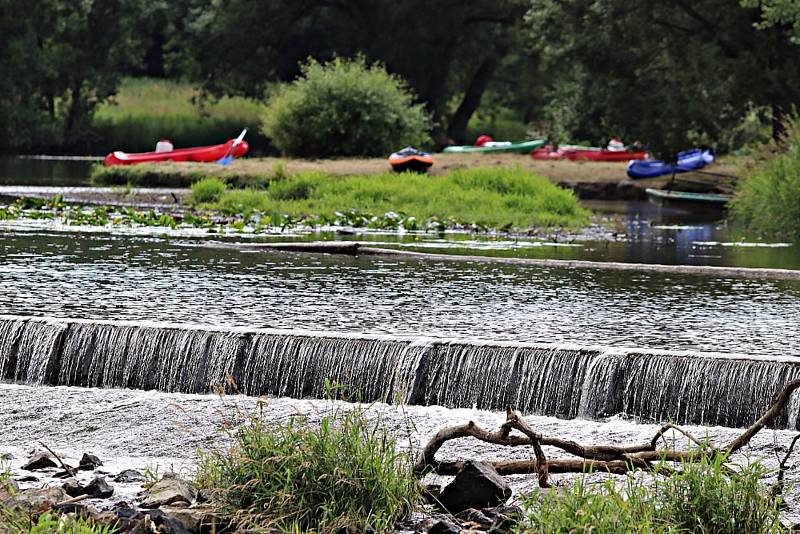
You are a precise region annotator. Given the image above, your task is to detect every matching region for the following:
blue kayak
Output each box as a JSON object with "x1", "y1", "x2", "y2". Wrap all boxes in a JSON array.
[{"x1": 627, "y1": 149, "x2": 715, "y2": 179}]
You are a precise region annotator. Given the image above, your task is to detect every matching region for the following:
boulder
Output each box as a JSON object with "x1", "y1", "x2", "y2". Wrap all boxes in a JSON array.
[
  {"x1": 62, "y1": 479, "x2": 84, "y2": 498},
  {"x1": 160, "y1": 505, "x2": 223, "y2": 533},
  {"x1": 0, "y1": 479, "x2": 20, "y2": 501},
  {"x1": 437, "y1": 461, "x2": 512, "y2": 514},
  {"x1": 79, "y1": 453, "x2": 103, "y2": 470},
  {"x1": 114, "y1": 469, "x2": 145, "y2": 483},
  {"x1": 146, "y1": 508, "x2": 192, "y2": 534},
  {"x1": 2, "y1": 486, "x2": 67, "y2": 512},
  {"x1": 140, "y1": 474, "x2": 196, "y2": 508},
  {"x1": 84, "y1": 476, "x2": 114, "y2": 498},
  {"x1": 21, "y1": 452, "x2": 57, "y2": 471}
]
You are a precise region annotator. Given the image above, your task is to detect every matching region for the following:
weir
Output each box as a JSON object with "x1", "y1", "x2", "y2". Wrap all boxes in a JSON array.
[{"x1": 2, "y1": 315, "x2": 800, "y2": 429}]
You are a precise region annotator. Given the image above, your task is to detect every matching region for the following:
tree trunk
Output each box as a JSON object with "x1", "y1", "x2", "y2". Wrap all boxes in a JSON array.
[{"x1": 447, "y1": 53, "x2": 501, "y2": 144}]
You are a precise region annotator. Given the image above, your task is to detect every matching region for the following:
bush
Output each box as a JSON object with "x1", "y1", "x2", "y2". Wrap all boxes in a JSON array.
[
  {"x1": 261, "y1": 57, "x2": 430, "y2": 157},
  {"x1": 189, "y1": 177, "x2": 227, "y2": 204},
  {"x1": 730, "y1": 116, "x2": 800, "y2": 242},
  {"x1": 196, "y1": 405, "x2": 420, "y2": 533},
  {"x1": 518, "y1": 454, "x2": 782, "y2": 534}
]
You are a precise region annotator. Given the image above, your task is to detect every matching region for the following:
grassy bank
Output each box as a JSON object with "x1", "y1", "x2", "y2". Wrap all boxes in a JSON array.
[
  {"x1": 92, "y1": 78, "x2": 268, "y2": 154},
  {"x1": 190, "y1": 167, "x2": 590, "y2": 230}
]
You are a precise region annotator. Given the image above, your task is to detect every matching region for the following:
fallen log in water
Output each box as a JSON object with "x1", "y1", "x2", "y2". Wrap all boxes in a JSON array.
[{"x1": 416, "y1": 379, "x2": 800, "y2": 487}]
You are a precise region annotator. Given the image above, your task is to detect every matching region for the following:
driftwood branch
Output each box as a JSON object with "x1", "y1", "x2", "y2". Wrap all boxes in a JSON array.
[
  {"x1": 416, "y1": 379, "x2": 800, "y2": 479},
  {"x1": 38, "y1": 442, "x2": 77, "y2": 478}
]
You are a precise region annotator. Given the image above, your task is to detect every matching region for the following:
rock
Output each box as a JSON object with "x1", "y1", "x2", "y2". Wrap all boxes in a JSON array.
[
  {"x1": 15, "y1": 475, "x2": 39, "y2": 482},
  {"x1": 428, "y1": 519, "x2": 462, "y2": 534},
  {"x1": 437, "y1": 461, "x2": 512, "y2": 514},
  {"x1": 160, "y1": 505, "x2": 223, "y2": 533},
  {"x1": 484, "y1": 505, "x2": 522, "y2": 533},
  {"x1": 2, "y1": 486, "x2": 67, "y2": 512},
  {"x1": 62, "y1": 478, "x2": 84, "y2": 498},
  {"x1": 53, "y1": 467, "x2": 79, "y2": 479},
  {"x1": 79, "y1": 453, "x2": 103, "y2": 470},
  {"x1": 21, "y1": 452, "x2": 57, "y2": 471},
  {"x1": 455, "y1": 508, "x2": 493, "y2": 528},
  {"x1": 140, "y1": 474, "x2": 196, "y2": 508},
  {"x1": 146, "y1": 509, "x2": 191, "y2": 534},
  {"x1": 114, "y1": 469, "x2": 146, "y2": 483},
  {"x1": 84, "y1": 476, "x2": 114, "y2": 498}
]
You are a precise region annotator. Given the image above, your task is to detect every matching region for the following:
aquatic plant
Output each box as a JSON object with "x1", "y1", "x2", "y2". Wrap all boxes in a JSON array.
[
  {"x1": 189, "y1": 177, "x2": 227, "y2": 204},
  {"x1": 196, "y1": 403, "x2": 419, "y2": 533}
]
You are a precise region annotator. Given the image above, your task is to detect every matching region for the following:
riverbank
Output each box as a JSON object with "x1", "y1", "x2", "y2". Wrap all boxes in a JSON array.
[{"x1": 90, "y1": 153, "x2": 747, "y2": 200}]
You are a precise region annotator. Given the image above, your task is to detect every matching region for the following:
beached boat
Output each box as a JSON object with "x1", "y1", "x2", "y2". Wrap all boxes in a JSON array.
[
  {"x1": 532, "y1": 145, "x2": 648, "y2": 162},
  {"x1": 627, "y1": 149, "x2": 715, "y2": 179},
  {"x1": 443, "y1": 139, "x2": 545, "y2": 154},
  {"x1": 388, "y1": 147, "x2": 434, "y2": 173},
  {"x1": 104, "y1": 139, "x2": 250, "y2": 166},
  {"x1": 645, "y1": 188, "x2": 731, "y2": 208}
]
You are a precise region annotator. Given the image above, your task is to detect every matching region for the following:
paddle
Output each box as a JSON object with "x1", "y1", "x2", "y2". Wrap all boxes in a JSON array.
[{"x1": 217, "y1": 128, "x2": 248, "y2": 166}]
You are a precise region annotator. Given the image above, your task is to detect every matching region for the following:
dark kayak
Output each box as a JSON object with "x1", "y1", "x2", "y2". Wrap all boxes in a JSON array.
[{"x1": 627, "y1": 149, "x2": 715, "y2": 179}]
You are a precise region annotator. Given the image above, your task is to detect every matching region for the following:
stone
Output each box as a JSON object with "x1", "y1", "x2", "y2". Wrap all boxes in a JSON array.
[
  {"x1": 114, "y1": 469, "x2": 145, "y2": 483},
  {"x1": 455, "y1": 508, "x2": 493, "y2": 528},
  {"x1": 79, "y1": 453, "x2": 103, "y2": 470},
  {"x1": 84, "y1": 476, "x2": 114, "y2": 498},
  {"x1": 160, "y1": 504, "x2": 223, "y2": 533},
  {"x1": 140, "y1": 475, "x2": 196, "y2": 508},
  {"x1": 21, "y1": 452, "x2": 57, "y2": 471},
  {"x1": 53, "y1": 467, "x2": 79, "y2": 479},
  {"x1": 15, "y1": 475, "x2": 39, "y2": 482},
  {"x1": 437, "y1": 461, "x2": 512, "y2": 515},
  {"x1": 428, "y1": 519, "x2": 462, "y2": 534},
  {"x1": 62, "y1": 478, "x2": 84, "y2": 498},
  {"x1": 2, "y1": 486, "x2": 67, "y2": 512},
  {"x1": 146, "y1": 508, "x2": 191, "y2": 534},
  {"x1": 0, "y1": 479, "x2": 20, "y2": 501}
]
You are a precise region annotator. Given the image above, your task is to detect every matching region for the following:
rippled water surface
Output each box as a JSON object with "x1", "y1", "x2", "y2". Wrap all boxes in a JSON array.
[{"x1": 2, "y1": 229, "x2": 799, "y2": 356}]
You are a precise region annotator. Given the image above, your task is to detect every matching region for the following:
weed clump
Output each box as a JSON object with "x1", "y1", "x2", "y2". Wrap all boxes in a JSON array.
[
  {"x1": 189, "y1": 177, "x2": 227, "y2": 204},
  {"x1": 196, "y1": 405, "x2": 419, "y2": 533},
  {"x1": 518, "y1": 453, "x2": 782, "y2": 533},
  {"x1": 730, "y1": 116, "x2": 800, "y2": 242}
]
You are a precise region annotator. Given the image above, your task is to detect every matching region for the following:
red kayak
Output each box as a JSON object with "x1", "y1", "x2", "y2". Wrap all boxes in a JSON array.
[
  {"x1": 104, "y1": 139, "x2": 249, "y2": 166},
  {"x1": 531, "y1": 146, "x2": 649, "y2": 162}
]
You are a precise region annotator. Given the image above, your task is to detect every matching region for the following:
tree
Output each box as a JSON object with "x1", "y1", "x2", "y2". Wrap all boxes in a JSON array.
[
  {"x1": 176, "y1": 0, "x2": 532, "y2": 146},
  {"x1": 527, "y1": 0, "x2": 800, "y2": 157},
  {"x1": 0, "y1": 0, "x2": 151, "y2": 151}
]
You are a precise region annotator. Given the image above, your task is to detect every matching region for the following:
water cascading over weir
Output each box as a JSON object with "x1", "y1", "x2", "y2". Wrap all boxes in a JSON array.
[{"x1": 2, "y1": 315, "x2": 800, "y2": 429}]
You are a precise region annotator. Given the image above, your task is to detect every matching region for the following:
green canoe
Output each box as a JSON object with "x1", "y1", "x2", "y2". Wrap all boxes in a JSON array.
[{"x1": 443, "y1": 139, "x2": 546, "y2": 154}]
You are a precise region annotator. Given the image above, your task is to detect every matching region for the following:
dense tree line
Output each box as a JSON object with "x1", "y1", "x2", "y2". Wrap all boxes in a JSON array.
[{"x1": 1, "y1": 0, "x2": 799, "y2": 154}]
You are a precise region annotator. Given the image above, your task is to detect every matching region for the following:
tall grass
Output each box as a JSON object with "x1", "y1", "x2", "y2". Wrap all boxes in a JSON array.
[
  {"x1": 196, "y1": 405, "x2": 419, "y2": 533},
  {"x1": 0, "y1": 509, "x2": 115, "y2": 534},
  {"x1": 206, "y1": 167, "x2": 589, "y2": 229},
  {"x1": 92, "y1": 78, "x2": 267, "y2": 154},
  {"x1": 730, "y1": 117, "x2": 800, "y2": 242},
  {"x1": 518, "y1": 454, "x2": 782, "y2": 534}
]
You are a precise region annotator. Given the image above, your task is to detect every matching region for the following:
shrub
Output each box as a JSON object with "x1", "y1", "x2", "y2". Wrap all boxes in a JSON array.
[
  {"x1": 189, "y1": 177, "x2": 228, "y2": 204},
  {"x1": 517, "y1": 454, "x2": 782, "y2": 534},
  {"x1": 730, "y1": 116, "x2": 800, "y2": 242},
  {"x1": 196, "y1": 405, "x2": 420, "y2": 533},
  {"x1": 261, "y1": 57, "x2": 430, "y2": 157}
]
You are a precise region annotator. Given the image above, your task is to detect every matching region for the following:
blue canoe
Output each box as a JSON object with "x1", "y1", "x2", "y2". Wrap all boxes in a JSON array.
[{"x1": 627, "y1": 149, "x2": 715, "y2": 179}]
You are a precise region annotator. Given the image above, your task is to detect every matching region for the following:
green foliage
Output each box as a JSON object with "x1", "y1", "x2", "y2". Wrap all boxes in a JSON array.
[
  {"x1": 90, "y1": 164, "x2": 272, "y2": 189},
  {"x1": 196, "y1": 405, "x2": 419, "y2": 533},
  {"x1": 189, "y1": 178, "x2": 228, "y2": 204},
  {"x1": 207, "y1": 167, "x2": 589, "y2": 230},
  {"x1": 261, "y1": 57, "x2": 430, "y2": 157},
  {"x1": 730, "y1": 117, "x2": 800, "y2": 241},
  {"x1": 518, "y1": 455, "x2": 782, "y2": 534},
  {"x1": 92, "y1": 78, "x2": 266, "y2": 154},
  {"x1": 0, "y1": 509, "x2": 115, "y2": 534}
]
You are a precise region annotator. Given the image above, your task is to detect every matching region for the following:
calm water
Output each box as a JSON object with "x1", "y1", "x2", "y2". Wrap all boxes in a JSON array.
[
  {"x1": 0, "y1": 156, "x2": 96, "y2": 186},
  {"x1": 1, "y1": 229, "x2": 798, "y2": 356}
]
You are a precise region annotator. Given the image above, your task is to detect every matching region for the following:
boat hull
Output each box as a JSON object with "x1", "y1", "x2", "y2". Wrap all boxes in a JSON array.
[
  {"x1": 389, "y1": 152, "x2": 434, "y2": 173},
  {"x1": 627, "y1": 149, "x2": 715, "y2": 179},
  {"x1": 532, "y1": 145, "x2": 648, "y2": 162},
  {"x1": 104, "y1": 139, "x2": 250, "y2": 166},
  {"x1": 645, "y1": 188, "x2": 731, "y2": 209},
  {"x1": 443, "y1": 139, "x2": 545, "y2": 154}
]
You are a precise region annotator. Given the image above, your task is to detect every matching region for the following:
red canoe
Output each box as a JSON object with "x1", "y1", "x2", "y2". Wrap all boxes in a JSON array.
[
  {"x1": 104, "y1": 139, "x2": 250, "y2": 166},
  {"x1": 531, "y1": 146, "x2": 649, "y2": 162}
]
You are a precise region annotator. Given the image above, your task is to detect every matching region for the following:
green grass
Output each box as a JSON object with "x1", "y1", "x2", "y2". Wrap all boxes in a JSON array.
[
  {"x1": 90, "y1": 163, "x2": 273, "y2": 189},
  {"x1": 203, "y1": 167, "x2": 590, "y2": 230},
  {"x1": 730, "y1": 120, "x2": 800, "y2": 242},
  {"x1": 195, "y1": 404, "x2": 419, "y2": 533},
  {"x1": 0, "y1": 509, "x2": 116, "y2": 534},
  {"x1": 518, "y1": 453, "x2": 782, "y2": 534},
  {"x1": 91, "y1": 77, "x2": 266, "y2": 154},
  {"x1": 189, "y1": 177, "x2": 228, "y2": 204}
]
